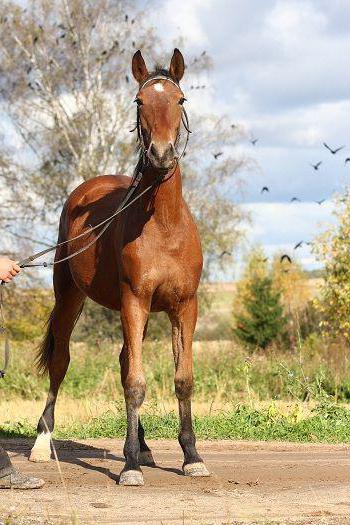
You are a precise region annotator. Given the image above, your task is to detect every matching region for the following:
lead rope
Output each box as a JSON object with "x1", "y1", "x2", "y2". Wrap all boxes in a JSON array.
[{"x1": 0, "y1": 285, "x2": 9, "y2": 378}]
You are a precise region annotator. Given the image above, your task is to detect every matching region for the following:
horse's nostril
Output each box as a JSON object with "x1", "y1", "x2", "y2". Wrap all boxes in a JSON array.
[
  {"x1": 150, "y1": 143, "x2": 158, "y2": 158},
  {"x1": 169, "y1": 143, "x2": 177, "y2": 158},
  {"x1": 149, "y1": 142, "x2": 175, "y2": 165}
]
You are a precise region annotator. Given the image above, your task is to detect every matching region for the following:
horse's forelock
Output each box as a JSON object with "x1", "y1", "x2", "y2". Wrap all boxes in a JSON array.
[{"x1": 142, "y1": 66, "x2": 180, "y2": 87}]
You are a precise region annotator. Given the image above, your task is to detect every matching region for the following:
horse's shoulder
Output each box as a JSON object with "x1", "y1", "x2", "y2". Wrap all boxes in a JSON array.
[{"x1": 66, "y1": 175, "x2": 131, "y2": 208}]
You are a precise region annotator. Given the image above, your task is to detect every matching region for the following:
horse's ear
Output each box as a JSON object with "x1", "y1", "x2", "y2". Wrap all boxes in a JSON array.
[
  {"x1": 132, "y1": 50, "x2": 149, "y2": 84},
  {"x1": 169, "y1": 48, "x2": 185, "y2": 82}
]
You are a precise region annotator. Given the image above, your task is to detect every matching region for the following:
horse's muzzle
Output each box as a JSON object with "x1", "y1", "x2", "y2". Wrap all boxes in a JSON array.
[{"x1": 148, "y1": 142, "x2": 176, "y2": 170}]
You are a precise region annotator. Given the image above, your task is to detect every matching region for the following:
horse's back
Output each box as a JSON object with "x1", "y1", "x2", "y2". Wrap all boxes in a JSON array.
[{"x1": 61, "y1": 174, "x2": 130, "y2": 234}]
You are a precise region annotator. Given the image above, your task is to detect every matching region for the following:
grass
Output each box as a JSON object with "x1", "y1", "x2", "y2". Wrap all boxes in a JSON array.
[
  {"x1": 2, "y1": 280, "x2": 350, "y2": 444},
  {"x1": 3, "y1": 335, "x2": 350, "y2": 404},
  {"x1": 2, "y1": 402, "x2": 350, "y2": 443}
]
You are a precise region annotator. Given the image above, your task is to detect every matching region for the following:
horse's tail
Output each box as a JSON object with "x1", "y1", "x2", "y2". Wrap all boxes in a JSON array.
[{"x1": 36, "y1": 311, "x2": 55, "y2": 375}]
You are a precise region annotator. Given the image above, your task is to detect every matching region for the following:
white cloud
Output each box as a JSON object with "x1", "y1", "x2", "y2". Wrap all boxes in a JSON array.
[
  {"x1": 148, "y1": 0, "x2": 349, "y2": 274},
  {"x1": 149, "y1": 0, "x2": 214, "y2": 48}
]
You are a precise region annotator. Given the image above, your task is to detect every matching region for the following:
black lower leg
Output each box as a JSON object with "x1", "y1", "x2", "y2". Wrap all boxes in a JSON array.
[
  {"x1": 138, "y1": 418, "x2": 151, "y2": 452},
  {"x1": 179, "y1": 399, "x2": 202, "y2": 466},
  {"x1": 37, "y1": 395, "x2": 56, "y2": 434},
  {"x1": 123, "y1": 403, "x2": 141, "y2": 472}
]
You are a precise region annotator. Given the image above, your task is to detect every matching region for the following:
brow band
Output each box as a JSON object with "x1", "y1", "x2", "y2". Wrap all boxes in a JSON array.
[{"x1": 138, "y1": 76, "x2": 183, "y2": 92}]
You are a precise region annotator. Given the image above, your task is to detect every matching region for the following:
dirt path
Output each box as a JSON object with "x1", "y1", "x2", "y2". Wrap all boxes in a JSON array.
[{"x1": 2, "y1": 439, "x2": 350, "y2": 524}]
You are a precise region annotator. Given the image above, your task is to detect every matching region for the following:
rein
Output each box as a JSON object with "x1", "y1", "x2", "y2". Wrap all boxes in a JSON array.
[{"x1": 0, "y1": 74, "x2": 191, "y2": 378}]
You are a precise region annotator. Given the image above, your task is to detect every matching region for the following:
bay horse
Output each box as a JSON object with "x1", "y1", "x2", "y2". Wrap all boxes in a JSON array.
[{"x1": 29, "y1": 48, "x2": 210, "y2": 485}]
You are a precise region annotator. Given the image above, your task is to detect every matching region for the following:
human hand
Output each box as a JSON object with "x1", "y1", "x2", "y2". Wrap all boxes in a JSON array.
[{"x1": 0, "y1": 258, "x2": 21, "y2": 283}]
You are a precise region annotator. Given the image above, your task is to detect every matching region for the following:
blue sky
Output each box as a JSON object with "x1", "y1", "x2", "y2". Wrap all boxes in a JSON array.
[{"x1": 148, "y1": 0, "x2": 350, "y2": 275}]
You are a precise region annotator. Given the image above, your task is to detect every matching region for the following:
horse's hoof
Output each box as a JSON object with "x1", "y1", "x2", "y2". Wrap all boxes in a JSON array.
[
  {"x1": 119, "y1": 470, "x2": 144, "y2": 486},
  {"x1": 29, "y1": 449, "x2": 51, "y2": 463},
  {"x1": 29, "y1": 432, "x2": 51, "y2": 462},
  {"x1": 139, "y1": 450, "x2": 155, "y2": 466},
  {"x1": 183, "y1": 462, "x2": 210, "y2": 477}
]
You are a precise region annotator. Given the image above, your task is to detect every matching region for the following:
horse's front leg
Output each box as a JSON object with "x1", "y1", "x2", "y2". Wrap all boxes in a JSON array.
[
  {"x1": 119, "y1": 285, "x2": 149, "y2": 486},
  {"x1": 169, "y1": 295, "x2": 210, "y2": 477}
]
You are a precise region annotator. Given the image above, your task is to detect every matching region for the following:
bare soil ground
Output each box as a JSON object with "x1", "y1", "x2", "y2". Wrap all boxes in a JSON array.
[{"x1": 2, "y1": 439, "x2": 350, "y2": 525}]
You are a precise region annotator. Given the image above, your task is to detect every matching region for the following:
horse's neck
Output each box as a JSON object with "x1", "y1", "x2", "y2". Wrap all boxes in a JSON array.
[{"x1": 139, "y1": 166, "x2": 183, "y2": 227}]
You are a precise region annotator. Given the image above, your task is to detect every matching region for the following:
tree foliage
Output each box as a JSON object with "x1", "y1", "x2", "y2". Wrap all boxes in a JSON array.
[
  {"x1": 234, "y1": 275, "x2": 287, "y2": 349},
  {"x1": 0, "y1": 0, "x2": 248, "y2": 280},
  {"x1": 233, "y1": 247, "x2": 316, "y2": 348},
  {"x1": 314, "y1": 191, "x2": 350, "y2": 342}
]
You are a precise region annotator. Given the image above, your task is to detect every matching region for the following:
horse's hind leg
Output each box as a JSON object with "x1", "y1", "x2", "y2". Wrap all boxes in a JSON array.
[
  {"x1": 138, "y1": 321, "x2": 155, "y2": 466},
  {"x1": 169, "y1": 296, "x2": 210, "y2": 477},
  {"x1": 29, "y1": 264, "x2": 85, "y2": 462},
  {"x1": 138, "y1": 417, "x2": 155, "y2": 466}
]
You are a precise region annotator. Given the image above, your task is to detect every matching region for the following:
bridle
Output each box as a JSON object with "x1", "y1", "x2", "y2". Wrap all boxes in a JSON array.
[{"x1": 132, "y1": 75, "x2": 191, "y2": 168}]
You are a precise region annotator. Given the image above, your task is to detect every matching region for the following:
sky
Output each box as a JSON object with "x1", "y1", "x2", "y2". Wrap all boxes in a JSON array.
[{"x1": 147, "y1": 0, "x2": 350, "y2": 276}]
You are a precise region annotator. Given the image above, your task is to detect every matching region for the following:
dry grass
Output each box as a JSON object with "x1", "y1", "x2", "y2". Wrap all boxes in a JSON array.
[{"x1": 0, "y1": 394, "x2": 336, "y2": 429}]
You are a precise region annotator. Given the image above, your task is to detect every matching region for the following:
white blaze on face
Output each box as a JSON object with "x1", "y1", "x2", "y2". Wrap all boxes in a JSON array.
[{"x1": 154, "y1": 82, "x2": 164, "y2": 92}]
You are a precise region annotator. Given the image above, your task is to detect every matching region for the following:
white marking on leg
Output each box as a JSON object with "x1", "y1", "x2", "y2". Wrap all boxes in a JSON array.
[{"x1": 29, "y1": 431, "x2": 52, "y2": 462}]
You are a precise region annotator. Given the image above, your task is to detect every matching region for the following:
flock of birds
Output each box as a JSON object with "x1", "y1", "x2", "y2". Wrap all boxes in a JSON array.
[{"x1": 217, "y1": 140, "x2": 349, "y2": 269}]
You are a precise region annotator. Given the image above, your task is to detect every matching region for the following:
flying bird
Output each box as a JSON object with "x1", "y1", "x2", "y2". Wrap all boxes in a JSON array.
[
  {"x1": 250, "y1": 138, "x2": 259, "y2": 146},
  {"x1": 294, "y1": 241, "x2": 303, "y2": 250},
  {"x1": 280, "y1": 254, "x2": 292, "y2": 264},
  {"x1": 213, "y1": 152, "x2": 223, "y2": 159},
  {"x1": 290, "y1": 197, "x2": 300, "y2": 202},
  {"x1": 310, "y1": 161, "x2": 322, "y2": 171},
  {"x1": 125, "y1": 14, "x2": 129, "y2": 22},
  {"x1": 323, "y1": 142, "x2": 345, "y2": 155},
  {"x1": 261, "y1": 186, "x2": 269, "y2": 194},
  {"x1": 231, "y1": 124, "x2": 237, "y2": 129},
  {"x1": 219, "y1": 251, "x2": 232, "y2": 258},
  {"x1": 315, "y1": 199, "x2": 325, "y2": 205}
]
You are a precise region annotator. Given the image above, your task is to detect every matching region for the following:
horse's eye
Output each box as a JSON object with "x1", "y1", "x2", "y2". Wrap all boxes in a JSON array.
[
  {"x1": 134, "y1": 98, "x2": 143, "y2": 106},
  {"x1": 178, "y1": 97, "x2": 186, "y2": 105}
]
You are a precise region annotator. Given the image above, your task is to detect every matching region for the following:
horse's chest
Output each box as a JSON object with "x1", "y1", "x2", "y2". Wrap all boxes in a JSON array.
[{"x1": 121, "y1": 227, "x2": 202, "y2": 303}]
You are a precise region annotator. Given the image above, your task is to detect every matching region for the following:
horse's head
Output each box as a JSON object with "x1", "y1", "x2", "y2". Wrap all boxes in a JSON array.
[{"x1": 132, "y1": 49, "x2": 186, "y2": 171}]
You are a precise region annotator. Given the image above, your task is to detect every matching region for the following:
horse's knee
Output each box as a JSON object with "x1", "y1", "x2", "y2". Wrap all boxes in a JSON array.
[
  {"x1": 124, "y1": 377, "x2": 146, "y2": 408},
  {"x1": 175, "y1": 374, "x2": 193, "y2": 400}
]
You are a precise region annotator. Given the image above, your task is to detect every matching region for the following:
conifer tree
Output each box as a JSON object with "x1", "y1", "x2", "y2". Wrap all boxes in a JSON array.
[{"x1": 234, "y1": 275, "x2": 287, "y2": 348}]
